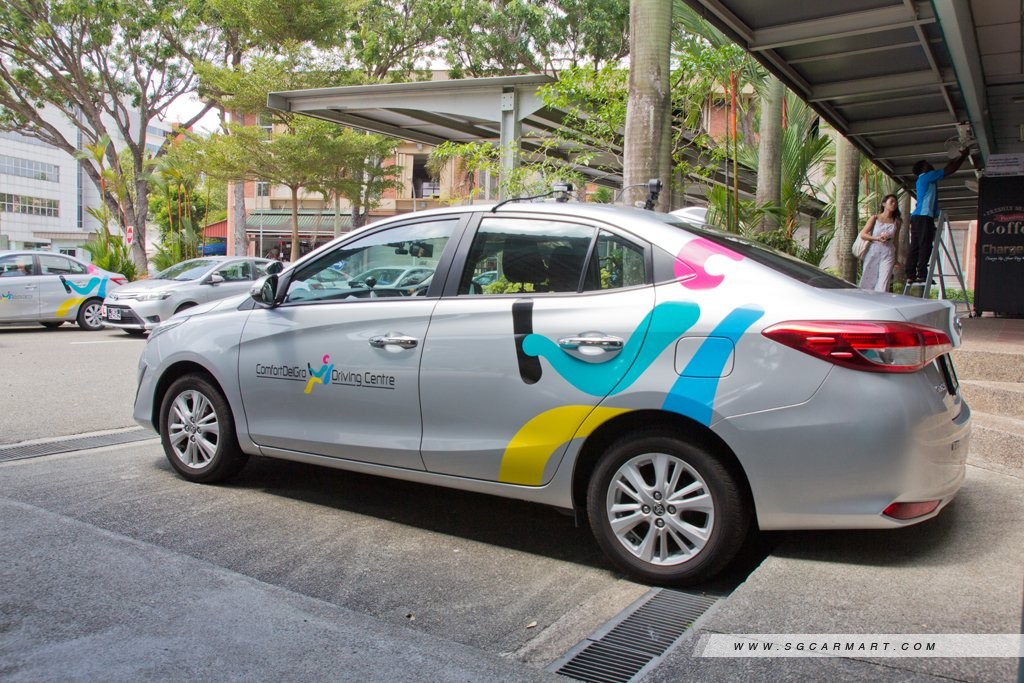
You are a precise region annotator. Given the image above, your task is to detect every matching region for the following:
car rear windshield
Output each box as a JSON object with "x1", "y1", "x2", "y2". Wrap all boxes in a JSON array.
[{"x1": 661, "y1": 216, "x2": 854, "y2": 289}]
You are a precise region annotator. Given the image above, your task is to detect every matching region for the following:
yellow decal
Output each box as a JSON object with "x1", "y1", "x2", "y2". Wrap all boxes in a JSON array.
[
  {"x1": 499, "y1": 406, "x2": 630, "y2": 485},
  {"x1": 56, "y1": 297, "x2": 86, "y2": 317}
]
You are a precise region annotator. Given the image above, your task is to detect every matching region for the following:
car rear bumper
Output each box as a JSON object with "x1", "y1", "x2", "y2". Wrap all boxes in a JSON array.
[{"x1": 717, "y1": 365, "x2": 970, "y2": 531}]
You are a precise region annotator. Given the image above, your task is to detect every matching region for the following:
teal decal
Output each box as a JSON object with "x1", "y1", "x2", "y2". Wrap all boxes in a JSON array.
[{"x1": 521, "y1": 301, "x2": 701, "y2": 396}]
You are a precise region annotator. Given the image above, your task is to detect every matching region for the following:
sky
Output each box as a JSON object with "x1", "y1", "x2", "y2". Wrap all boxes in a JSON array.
[{"x1": 163, "y1": 93, "x2": 221, "y2": 133}]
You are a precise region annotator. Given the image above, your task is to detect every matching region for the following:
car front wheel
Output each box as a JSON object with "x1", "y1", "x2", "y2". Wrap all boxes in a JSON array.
[
  {"x1": 159, "y1": 374, "x2": 248, "y2": 483},
  {"x1": 76, "y1": 298, "x2": 104, "y2": 331},
  {"x1": 587, "y1": 432, "x2": 749, "y2": 585}
]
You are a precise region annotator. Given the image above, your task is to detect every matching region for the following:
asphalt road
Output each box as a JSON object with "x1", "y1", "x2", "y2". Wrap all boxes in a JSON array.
[{"x1": 0, "y1": 324, "x2": 145, "y2": 444}]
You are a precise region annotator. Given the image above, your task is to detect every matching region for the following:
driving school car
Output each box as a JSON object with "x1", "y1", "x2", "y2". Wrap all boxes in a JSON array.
[{"x1": 133, "y1": 202, "x2": 970, "y2": 585}]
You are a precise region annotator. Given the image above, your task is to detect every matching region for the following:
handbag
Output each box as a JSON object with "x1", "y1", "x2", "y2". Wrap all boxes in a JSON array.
[{"x1": 852, "y1": 235, "x2": 869, "y2": 258}]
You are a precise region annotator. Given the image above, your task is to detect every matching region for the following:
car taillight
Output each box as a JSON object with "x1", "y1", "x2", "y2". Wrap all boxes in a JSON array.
[
  {"x1": 111, "y1": 277, "x2": 128, "y2": 286},
  {"x1": 762, "y1": 321, "x2": 953, "y2": 373}
]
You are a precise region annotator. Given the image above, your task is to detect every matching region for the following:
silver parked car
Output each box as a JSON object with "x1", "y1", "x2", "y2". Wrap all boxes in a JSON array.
[
  {"x1": 101, "y1": 256, "x2": 273, "y2": 335},
  {"x1": 133, "y1": 203, "x2": 970, "y2": 585},
  {"x1": 0, "y1": 250, "x2": 127, "y2": 331}
]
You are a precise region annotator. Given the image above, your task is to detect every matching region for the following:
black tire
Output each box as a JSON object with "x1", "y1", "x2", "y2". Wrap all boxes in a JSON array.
[
  {"x1": 76, "y1": 298, "x2": 104, "y2": 331},
  {"x1": 124, "y1": 329, "x2": 147, "y2": 337},
  {"x1": 587, "y1": 432, "x2": 749, "y2": 585},
  {"x1": 159, "y1": 374, "x2": 248, "y2": 483},
  {"x1": 40, "y1": 321, "x2": 64, "y2": 329}
]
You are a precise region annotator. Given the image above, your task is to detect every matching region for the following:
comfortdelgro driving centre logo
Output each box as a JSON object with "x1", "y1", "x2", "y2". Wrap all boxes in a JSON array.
[{"x1": 255, "y1": 354, "x2": 398, "y2": 395}]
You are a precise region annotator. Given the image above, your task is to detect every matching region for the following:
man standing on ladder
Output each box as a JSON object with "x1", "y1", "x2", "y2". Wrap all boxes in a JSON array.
[{"x1": 906, "y1": 147, "x2": 971, "y2": 286}]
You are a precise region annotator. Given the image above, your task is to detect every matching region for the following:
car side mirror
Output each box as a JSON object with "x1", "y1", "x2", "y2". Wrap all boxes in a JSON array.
[
  {"x1": 251, "y1": 274, "x2": 279, "y2": 307},
  {"x1": 208, "y1": 273, "x2": 225, "y2": 285},
  {"x1": 266, "y1": 261, "x2": 284, "y2": 275}
]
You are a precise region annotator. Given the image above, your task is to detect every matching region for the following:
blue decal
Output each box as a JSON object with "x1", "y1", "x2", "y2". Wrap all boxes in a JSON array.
[
  {"x1": 521, "y1": 301, "x2": 701, "y2": 396},
  {"x1": 662, "y1": 306, "x2": 764, "y2": 425}
]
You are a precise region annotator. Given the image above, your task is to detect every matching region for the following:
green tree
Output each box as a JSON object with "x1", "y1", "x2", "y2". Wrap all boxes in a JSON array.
[
  {"x1": 308, "y1": 129, "x2": 403, "y2": 231},
  {"x1": 203, "y1": 119, "x2": 341, "y2": 261},
  {"x1": 0, "y1": 0, "x2": 215, "y2": 271}
]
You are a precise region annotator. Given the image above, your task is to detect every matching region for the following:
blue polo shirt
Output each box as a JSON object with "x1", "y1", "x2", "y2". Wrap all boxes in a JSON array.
[{"x1": 912, "y1": 169, "x2": 945, "y2": 218}]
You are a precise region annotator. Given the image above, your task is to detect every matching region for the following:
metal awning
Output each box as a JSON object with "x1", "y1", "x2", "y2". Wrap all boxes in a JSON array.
[
  {"x1": 681, "y1": 0, "x2": 1024, "y2": 221},
  {"x1": 268, "y1": 74, "x2": 770, "y2": 207}
]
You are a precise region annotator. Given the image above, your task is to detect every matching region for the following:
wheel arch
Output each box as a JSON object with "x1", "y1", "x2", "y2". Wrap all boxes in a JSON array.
[
  {"x1": 570, "y1": 409, "x2": 755, "y2": 522},
  {"x1": 149, "y1": 361, "x2": 221, "y2": 434}
]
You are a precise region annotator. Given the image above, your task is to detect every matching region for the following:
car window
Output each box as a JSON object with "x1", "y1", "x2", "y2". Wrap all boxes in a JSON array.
[
  {"x1": 217, "y1": 261, "x2": 251, "y2": 281},
  {"x1": 659, "y1": 215, "x2": 853, "y2": 289},
  {"x1": 582, "y1": 230, "x2": 647, "y2": 291},
  {"x1": 0, "y1": 254, "x2": 36, "y2": 277},
  {"x1": 284, "y1": 219, "x2": 457, "y2": 303},
  {"x1": 157, "y1": 259, "x2": 219, "y2": 281},
  {"x1": 457, "y1": 217, "x2": 596, "y2": 295},
  {"x1": 38, "y1": 254, "x2": 87, "y2": 276}
]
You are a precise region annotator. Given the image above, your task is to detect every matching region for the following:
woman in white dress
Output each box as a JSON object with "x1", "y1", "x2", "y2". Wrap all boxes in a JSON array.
[{"x1": 858, "y1": 193, "x2": 902, "y2": 292}]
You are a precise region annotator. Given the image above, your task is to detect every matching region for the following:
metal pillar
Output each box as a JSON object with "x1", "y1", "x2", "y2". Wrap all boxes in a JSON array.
[{"x1": 498, "y1": 89, "x2": 521, "y2": 201}]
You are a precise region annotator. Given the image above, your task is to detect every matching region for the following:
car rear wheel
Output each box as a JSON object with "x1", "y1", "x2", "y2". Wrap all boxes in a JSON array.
[
  {"x1": 159, "y1": 374, "x2": 248, "y2": 483},
  {"x1": 587, "y1": 432, "x2": 749, "y2": 585},
  {"x1": 76, "y1": 298, "x2": 104, "y2": 331}
]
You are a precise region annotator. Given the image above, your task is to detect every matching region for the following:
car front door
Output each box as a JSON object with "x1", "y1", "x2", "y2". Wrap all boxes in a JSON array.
[
  {"x1": 419, "y1": 215, "x2": 656, "y2": 486},
  {"x1": 237, "y1": 218, "x2": 461, "y2": 469},
  {"x1": 0, "y1": 254, "x2": 40, "y2": 321}
]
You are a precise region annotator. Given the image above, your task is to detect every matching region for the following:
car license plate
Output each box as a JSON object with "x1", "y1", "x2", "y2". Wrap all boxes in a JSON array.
[{"x1": 106, "y1": 306, "x2": 121, "y2": 321}]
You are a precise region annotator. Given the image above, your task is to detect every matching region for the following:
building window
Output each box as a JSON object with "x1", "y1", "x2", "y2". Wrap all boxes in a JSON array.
[
  {"x1": 59, "y1": 247, "x2": 77, "y2": 257},
  {"x1": 0, "y1": 192, "x2": 60, "y2": 217},
  {"x1": 257, "y1": 113, "x2": 274, "y2": 135},
  {"x1": 256, "y1": 182, "x2": 270, "y2": 197},
  {"x1": 0, "y1": 154, "x2": 59, "y2": 182}
]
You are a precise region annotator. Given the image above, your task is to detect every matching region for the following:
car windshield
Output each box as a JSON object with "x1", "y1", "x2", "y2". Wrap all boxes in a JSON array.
[
  {"x1": 659, "y1": 216, "x2": 854, "y2": 289},
  {"x1": 155, "y1": 259, "x2": 218, "y2": 281}
]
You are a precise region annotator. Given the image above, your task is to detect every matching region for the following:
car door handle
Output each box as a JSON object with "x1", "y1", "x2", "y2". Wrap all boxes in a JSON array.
[
  {"x1": 368, "y1": 334, "x2": 418, "y2": 349},
  {"x1": 557, "y1": 335, "x2": 624, "y2": 351}
]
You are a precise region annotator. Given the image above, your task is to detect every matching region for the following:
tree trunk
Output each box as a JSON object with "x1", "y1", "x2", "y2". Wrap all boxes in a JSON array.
[
  {"x1": 834, "y1": 135, "x2": 861, "y2": 282},
  {"x1": 623, "y1": 0, "x2": 672, "y2": 212},
  {"x1": 232, "y1": 181, "x2": 247, "y2": 256},
  {"x1": 756, "y1": 76, "x2": 784, "y2": 232},
  {"x1": 289, "y1": 186, "x2": 301, "y2": 262}
]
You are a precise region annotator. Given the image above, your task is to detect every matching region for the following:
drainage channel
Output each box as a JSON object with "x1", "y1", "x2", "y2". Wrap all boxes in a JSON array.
[
  {"x1": 0, "y1": 428, "x2": 158, "y2": 463},
  {"x1": 547, "y1": 587, "x2": 722, "y2": 683}
]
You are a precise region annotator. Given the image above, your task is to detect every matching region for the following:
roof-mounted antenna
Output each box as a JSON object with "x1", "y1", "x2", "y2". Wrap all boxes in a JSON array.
[{"x1": 491, "y1": 182, "x2": 574, "y2": 211}]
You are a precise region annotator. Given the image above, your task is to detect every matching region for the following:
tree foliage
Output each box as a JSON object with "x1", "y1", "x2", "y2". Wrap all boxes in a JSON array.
[{"x1": 0, "y1": 0, "x2": 217, "y2": 270}]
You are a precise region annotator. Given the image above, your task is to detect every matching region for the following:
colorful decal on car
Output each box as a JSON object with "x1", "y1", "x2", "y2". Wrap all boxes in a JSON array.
[
  {"x1": 520, "y1": 300, "x2": 700, "y2": 396},
  {"x1": 662, "y1": 306, "x2": 764, "y2": 425},
  {"x1": 502, "y1": 299, "x2": 763, "y2": 485},
  {"x1": 305, "y1": 354, "x2": 335, "y2": 394},
  {"x1": 55, "y1": 276, "x2": 112, "y2": 317},
  {"x1": 499, "y1": 405, "x2": 630, "y2": 485},
  {"x1": 674, "y1": 238, "x2": 744, "y2": 289},
  {"x1": 1, "y1": 291, "x2": 12, "y2": 303}
]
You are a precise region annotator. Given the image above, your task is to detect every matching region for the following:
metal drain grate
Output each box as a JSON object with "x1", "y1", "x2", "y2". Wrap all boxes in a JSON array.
[
  {"x1": 0, "y1": 428, "x2": 157, "y2": 462},
  {"x1": 550, "y1": 588, "x2": 720, "y2": 683}
]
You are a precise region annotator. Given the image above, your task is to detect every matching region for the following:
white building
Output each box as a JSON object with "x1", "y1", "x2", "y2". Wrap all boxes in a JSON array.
[{"x1": 0, "y1": 106, "x2": 169, "y2": 259}]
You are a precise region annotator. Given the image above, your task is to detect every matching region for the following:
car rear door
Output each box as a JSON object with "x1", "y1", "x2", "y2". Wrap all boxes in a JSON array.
[
  {"x1": 418, "y1": 214, "x2": 656, "y2": 486},
  {"x1": 36, "y1": 254, "x2": 106, "y2": 320}
]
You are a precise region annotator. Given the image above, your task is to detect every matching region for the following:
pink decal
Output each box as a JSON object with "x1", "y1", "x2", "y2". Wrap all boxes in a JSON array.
[
  {"x1": 87, "y1": 264, "x2": 98, "y2": 274},
  {"x1": 674, "y1": 238, "x2": 743, "y2": 289}
]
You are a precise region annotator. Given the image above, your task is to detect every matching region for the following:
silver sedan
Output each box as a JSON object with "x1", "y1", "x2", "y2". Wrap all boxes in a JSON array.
[
  {"x1": 101, "y1": 256, "x2": 272, "y2": 334},
  {"x1": 132, "y1": 203, "x2": 969, "y2": 585}
]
